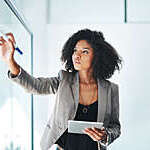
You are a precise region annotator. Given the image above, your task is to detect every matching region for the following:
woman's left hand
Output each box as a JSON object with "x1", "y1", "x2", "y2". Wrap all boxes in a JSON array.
[{"x1": 83, "y1": 127, "x2": 107, "y2": 142}]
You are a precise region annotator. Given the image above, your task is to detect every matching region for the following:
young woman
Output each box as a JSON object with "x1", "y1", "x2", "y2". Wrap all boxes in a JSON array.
[{"x1": 0, "y1": 29, "x2": 123, "y2": 150}]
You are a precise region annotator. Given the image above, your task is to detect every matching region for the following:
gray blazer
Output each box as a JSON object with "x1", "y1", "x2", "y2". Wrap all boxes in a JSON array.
[{"x1": 8, "y1": 67, "x2": 121, "y2": 150}]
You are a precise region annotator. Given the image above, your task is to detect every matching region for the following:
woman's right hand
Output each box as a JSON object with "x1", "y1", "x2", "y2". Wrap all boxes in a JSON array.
[{"x1": 0, "y1": 33, "x2": 16, "y2": 64}]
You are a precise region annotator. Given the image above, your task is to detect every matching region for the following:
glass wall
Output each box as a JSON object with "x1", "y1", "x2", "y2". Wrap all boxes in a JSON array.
[{"x1": 0, "y1": 0, "x2": 32, "y2": 150}]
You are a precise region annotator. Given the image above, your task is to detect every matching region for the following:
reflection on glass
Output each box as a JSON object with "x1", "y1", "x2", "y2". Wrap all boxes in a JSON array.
[{"x1": 0, "y1": 0, "x2": 32, "y2": 149}]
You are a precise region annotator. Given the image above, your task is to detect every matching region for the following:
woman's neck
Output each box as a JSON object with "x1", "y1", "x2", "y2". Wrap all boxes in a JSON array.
[{"x1": 78, "y1": 69, "x2": 96, "y2": 84}]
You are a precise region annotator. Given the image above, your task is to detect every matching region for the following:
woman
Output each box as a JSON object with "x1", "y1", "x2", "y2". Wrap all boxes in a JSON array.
[{"x1": 0, "y1": 29, "x2": 122, "y2": 150}]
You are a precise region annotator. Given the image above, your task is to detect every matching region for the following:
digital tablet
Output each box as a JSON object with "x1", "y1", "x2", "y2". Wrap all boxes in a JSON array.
[{"x1": 68, "y1": 120, "x2": 103, "y2": 134}]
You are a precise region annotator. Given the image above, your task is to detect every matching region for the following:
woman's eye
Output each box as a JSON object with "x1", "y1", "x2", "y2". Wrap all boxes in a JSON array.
[
  {"x1": 83, "y1": 50, "x2": 88, "y2": 54},
  {"x1": 73, "y1": 49, "x2": 77, "y2": 52},
  {"x1": 73, "y1": 49, "x2": 88, "y2": 54}
]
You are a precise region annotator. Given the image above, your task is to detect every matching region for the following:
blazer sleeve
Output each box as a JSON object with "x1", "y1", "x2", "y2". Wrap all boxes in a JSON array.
[
  {"x1": 104, "y1": 83, "x2": 121, "y2": 146},
  {"x1": 7, "y1": 66, "x2": 64, "y2": 95}
]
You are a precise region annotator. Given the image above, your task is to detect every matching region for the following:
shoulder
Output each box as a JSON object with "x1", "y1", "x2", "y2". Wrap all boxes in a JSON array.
[
  {"x1": 107, "y1": 80, "x2": 119, "y2": 97},
  {"x1": 104, "y1": 79, "x2": 119, "y2": 90},
  {"x1": 58, "y1": 69, "x2": 74, "y2": 81}
]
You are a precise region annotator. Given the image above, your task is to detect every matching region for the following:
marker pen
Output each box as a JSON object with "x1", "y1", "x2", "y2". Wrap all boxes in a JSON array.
[{"x1": 0, "y1": 31, "x2": 23, "y2": 55}]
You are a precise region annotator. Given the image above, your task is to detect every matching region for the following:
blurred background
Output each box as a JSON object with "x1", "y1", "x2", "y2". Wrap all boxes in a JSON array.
[{"x1": 0, "y1": 0, "x2": 150, "y2": 150}]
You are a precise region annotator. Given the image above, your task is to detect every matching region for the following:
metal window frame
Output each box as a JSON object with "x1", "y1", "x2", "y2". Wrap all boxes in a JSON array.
[{"x1": 4, "y1": 0, "x2": 34, "y2": 150}]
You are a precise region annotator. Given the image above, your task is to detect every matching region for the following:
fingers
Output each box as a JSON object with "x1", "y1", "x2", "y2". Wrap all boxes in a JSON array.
[
  {"x1": 100, "y1": 127, "x2": 105, "y2": 131},
  {"x1": 5, "y1": 33, "x2": 16, "y2": 44},
  {"x1": 84, "y1": 128, "x2": 100, "y2": 141},
  {"x1": 0, "y1": 33, "x2": 16, "y2": 45},
  {"x1": 8, "y1": 39, "x2": 15, "y2": 54},
  {"x1": 0, "y1": 36, "x2": 7, "y2": 45},
  {"x1": 0, "y1": 36, "x2": 15, "y2": 55},
  {"x1": 92, "y1": 127, "x2": 105, "y2": 136},
  {"x1": 83, "y1": 127, "x2": 106, "y2": 142},
  {"x1": 0, "y1": 35, "x2": 15, "y2": 48},
  {"x1": 0, "y1": 40, "x2": 3, "y2": 45}
]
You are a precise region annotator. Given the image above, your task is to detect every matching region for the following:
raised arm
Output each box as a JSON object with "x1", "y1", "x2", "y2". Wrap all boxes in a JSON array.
[
  {"x1": 0, "y1": 33, "x2": 63, "y2": 95},
  {"x1": 8, "y1": 66, "x2": 63, "y2": 95}
]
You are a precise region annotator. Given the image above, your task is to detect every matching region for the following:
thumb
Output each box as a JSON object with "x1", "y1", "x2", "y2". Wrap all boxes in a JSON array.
[
  {"x1": 100, "y1": 127, "x2": 105, "y2": 131},
  {"x1": 8, "y1": 39, "x2": 15, "y2": 53}
]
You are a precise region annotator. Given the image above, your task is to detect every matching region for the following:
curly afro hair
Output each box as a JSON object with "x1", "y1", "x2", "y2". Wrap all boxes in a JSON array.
[{"x1": 60, "y1": 28, "x2": 123, "y2": 81}]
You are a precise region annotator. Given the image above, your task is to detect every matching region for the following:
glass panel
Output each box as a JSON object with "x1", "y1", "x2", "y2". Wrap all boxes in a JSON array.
[
  {"x1": 128, "y1": 0, "x2": 150, "y2": 22},
  {"x1": 0, "y1": 0, "x2": 32, "y2": 150},
  {"x1": 49, "y1": 0, "x2": 124, "y2": 23}
]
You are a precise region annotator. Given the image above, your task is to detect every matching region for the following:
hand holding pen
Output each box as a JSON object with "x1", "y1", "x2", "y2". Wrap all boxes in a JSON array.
[
  {"x1": 0, "y1": 31, "x2": 23, "y2": 55},
  {"x1": 0, "y1": 32, "x2": 20, "y2": 64},
  {"x1": 0, "y1": 32, "x2": 21, "y2": 76}
]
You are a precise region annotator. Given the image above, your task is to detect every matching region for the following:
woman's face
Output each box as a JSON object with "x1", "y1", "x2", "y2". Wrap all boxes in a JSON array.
[{"x1": 72, "y1": 40, "x2": 94, "y2": 71}]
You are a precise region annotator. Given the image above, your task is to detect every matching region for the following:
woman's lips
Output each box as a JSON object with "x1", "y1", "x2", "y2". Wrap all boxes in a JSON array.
[{"x1": 75, "y1": 61, "x2": 80, "y2": 64}]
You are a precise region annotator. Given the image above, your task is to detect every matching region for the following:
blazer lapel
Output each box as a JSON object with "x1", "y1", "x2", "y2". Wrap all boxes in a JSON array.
[
  {"x1": 97, "y1": 78, "x2": 108, "y2": 122},
  {"x1": 70, "y1": 71, "x2": 108, "y2": 123},
  {"x1": 70, "y1": 72, "x2": 79, "y2": 113}
]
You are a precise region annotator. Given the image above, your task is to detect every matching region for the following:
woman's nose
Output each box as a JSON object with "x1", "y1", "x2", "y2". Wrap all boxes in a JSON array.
[
  {"x1": 74, "y1": 51, "x2": 81, "y2": 58},
  {"x1": 75, "y1": 54, "x2": 80, "y2": 59}
]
